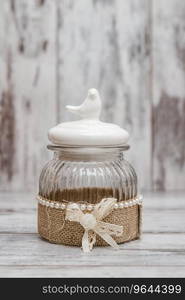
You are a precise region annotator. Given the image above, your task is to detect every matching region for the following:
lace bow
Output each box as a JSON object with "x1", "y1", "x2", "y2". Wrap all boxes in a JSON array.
[{"x1": 65, "y1": 198, "x2": 123, "y2": 252}]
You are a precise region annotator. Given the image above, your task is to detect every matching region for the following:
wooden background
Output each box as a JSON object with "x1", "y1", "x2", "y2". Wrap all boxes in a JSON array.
[{"x1": 0, "y1": 0, "x2": 185, "y2": 192}]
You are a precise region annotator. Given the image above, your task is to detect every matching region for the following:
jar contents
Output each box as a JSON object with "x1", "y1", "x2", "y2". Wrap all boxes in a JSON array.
[{"x1": 41, "y1": 187, "x2": 136, "y2": 204}]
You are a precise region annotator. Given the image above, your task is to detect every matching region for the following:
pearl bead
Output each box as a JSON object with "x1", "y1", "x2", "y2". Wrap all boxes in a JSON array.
[
  {"x1": 68, "y1": 203, "x2": 79, "y2": 210},
  {"x1": 119, "y1": 202, "x2": 124, "y2": 208},
  {"x1": 54, "y1": 202, "x2": 60, "y2": 209},
  {"x1": 80, "y1": 204, "x2": 86, "y2": 211},
  {"x1": 87, "y1": 204, "x2": 93, "y2": 211},
  {"x1": 37, "y1": 195, "x2": 143, "y2": 214},
  {"x1": 61, "y1": 203, "x2": 66, "y2": 210}
]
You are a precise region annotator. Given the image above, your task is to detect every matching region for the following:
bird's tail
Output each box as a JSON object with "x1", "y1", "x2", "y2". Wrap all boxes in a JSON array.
[{"x1": 66, "y1": 105, "x2": 80, "y2": 113}]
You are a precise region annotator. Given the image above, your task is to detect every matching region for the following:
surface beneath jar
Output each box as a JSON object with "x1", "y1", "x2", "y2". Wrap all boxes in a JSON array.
[
  {"x1": 40, "y1": 187, "x2": 137, "y2": 204},
  {"x1": 0, "y1": 191, "x2": 184, "y2": 278}
]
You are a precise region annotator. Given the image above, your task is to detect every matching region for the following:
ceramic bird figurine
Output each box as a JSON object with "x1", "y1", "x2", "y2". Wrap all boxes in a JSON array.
[{"x1": 66, "y1": 88, "x2": 102, "y2": 120}]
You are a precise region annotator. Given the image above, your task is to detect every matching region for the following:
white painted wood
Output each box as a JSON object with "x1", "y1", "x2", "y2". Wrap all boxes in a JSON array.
[
  {"x1": 1, "y1": 265, "x2": 185, "y2": 278},
  {"x1": 143, "y1": 191, "x2": 185, "y2": 209},
  {"x1": 58, "y1": 0, "x2": 152, "y2": 190},
  {"x1": 0, "y1": 233, "x2": 185, "y2": 269},
  {"x1": 0, "y1": 0, "x2": 185, "y2": 192},
  {"x1": 152, "y1": 0, "x2": 185, "y2": 190},
  {"x1": 1, "y1": 208, "x2": 185, "y2": 234},
  {"x1": 0, "y1": 192, "x2": 185, "y2": 277},
  {"x1": 0, "y1": 0, "x2": 57, "y2": 191}
]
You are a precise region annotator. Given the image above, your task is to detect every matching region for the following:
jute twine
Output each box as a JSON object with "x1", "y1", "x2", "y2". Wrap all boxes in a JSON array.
[{"x1": 38, "y1": 201, "x2": 142, "y2": 247}]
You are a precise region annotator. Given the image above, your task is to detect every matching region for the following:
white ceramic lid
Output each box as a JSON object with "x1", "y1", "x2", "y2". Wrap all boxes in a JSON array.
[{"x1": 48, "y1": 88, "x2": 129, "y2": 147}]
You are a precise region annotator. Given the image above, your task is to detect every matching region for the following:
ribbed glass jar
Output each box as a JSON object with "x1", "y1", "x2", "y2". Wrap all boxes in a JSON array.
[{"x1": 39, "y1": 145, "x2": 137, "y2": 204}]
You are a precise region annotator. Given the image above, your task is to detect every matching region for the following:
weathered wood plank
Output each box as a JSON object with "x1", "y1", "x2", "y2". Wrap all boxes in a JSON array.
[
  {"x1": 0, "y1": 0, "x2": 185, "y2": 193},
  {"x1": 1, "y1": 208, "x2": 185, "y2": 233},
  {"x1": 0, "y1": 233, "x2": 185, "y2": 266},
  {"x1": 58, "y1": 0, "x2": 152, "y2": 190},
  {"x1": 0, "y1": 192, "x2": 184, "y2": 277},
  {"x1": 1, "y1": 265, "x2": 185, "y2": 278},
  {"x1": 152, "y1": 0, "x2": 185, "y2": 190},
  {"x1": 0, "y1": 0, "x2": 57, "y2": 191}
]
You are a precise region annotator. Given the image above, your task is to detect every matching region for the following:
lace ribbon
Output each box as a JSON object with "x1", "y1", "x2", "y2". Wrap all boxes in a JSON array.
[{"x1": 65, "y1": 197, "x2": 123, "y2": 252}]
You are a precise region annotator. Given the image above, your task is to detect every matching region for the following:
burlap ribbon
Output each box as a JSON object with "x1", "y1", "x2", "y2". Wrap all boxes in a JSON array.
[{"x1": 65, "y1": 198, "x2": 123, "y2": 252}]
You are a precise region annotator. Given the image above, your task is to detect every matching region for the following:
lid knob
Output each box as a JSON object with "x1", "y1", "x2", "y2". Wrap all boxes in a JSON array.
[
  {"x1": 66, "y1": 88, "x2": 102, "y2": 120},
  {"x1": 48, "y1": 88, "x2": 129, "y2": 147}
]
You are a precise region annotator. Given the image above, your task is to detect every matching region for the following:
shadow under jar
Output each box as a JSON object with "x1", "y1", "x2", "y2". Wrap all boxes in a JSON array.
[{"x1": 38, "y1": 145, "x2": 141, "y2": 246}]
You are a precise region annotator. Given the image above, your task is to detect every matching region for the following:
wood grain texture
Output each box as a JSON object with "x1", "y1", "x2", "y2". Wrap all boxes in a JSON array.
[
  {"x1": 152, "y1": 0, "x2": 185, "y2": 190},
  {"x1": 0, "y1": 0, "x2": 57, "y2": 191},
  {"x1": 0, "y1": 0, "x2": 185, "y2": 192},
  {"x1": 0, "y1": 191, "x2": 185, "y2": 277},
  {"x1": 1, "y1": 233, "x2": 185, "y2": 266},
  {"x1": 1, "y1": 207, "x2": 185, "y2": 234},
  {"x1": 58, "y1": 0, "x2": 152, "y2": 190},
  {"x1": 1, "y1": 265, "x2": 185, "y2": 278}
]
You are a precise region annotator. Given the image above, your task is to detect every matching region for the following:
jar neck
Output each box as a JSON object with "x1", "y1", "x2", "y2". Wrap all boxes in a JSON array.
[{"x1": 53, "y1": 148, "x2": 125, "y2": 162}]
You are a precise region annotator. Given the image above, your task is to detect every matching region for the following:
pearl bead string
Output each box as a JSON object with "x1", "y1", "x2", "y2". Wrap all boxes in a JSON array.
[{"x1": 37, "y1": 195, "x2": 143, "y2": 211}]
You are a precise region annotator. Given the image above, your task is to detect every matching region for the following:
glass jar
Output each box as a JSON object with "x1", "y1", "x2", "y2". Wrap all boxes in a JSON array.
[
  {"x1": 38, "y1": 145, "x2": 141, "y2": 247},
  {"x1": 39, "y1": 145, "x2": 137, "y2": 202}
]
